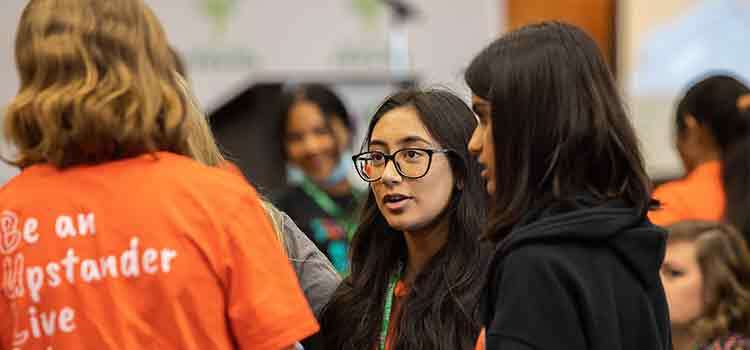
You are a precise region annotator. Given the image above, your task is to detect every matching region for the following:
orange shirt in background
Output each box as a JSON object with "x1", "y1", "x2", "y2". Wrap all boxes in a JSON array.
[
  {"x1": 475, "y1": 328, "x2": 485, "y2": 350},
  {"x1": 649, "y1": 161, "x2": 724, "y2": 226},
  {"x1": 0, "y1": 152, "x2": 318, "y2": 350}
]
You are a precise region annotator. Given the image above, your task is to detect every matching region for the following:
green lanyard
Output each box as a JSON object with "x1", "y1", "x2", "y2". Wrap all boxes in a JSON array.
[
  {"x1": 299, "y1": 177, "x2": 357, "y2": 239},
  {"x1": 379, "y1": 265, "x2": 403, "y2": 350}
]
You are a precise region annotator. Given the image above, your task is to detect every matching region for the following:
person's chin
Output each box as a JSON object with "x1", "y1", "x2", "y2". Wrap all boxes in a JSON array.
[
  {"x1": 304, "y1": 167, "x2": 334, "y2": 183},
  {"x1": 384, "y1": 216, "x2": 412, "y2": 232}
]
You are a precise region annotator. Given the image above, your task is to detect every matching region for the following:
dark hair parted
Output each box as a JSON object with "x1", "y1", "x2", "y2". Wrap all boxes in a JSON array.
[
  {"x1": 319, "y1": 89, "x2": 488, "y2": 350},
  {"x1": 465, "y1": 21, "x2": 652, "y2": 242},
  {"x1": 675, "y1": 75, "x2": 750, "y2": 237},
  {"x1": 667, "y1": 220, "x2": 750, "y2": 344}
]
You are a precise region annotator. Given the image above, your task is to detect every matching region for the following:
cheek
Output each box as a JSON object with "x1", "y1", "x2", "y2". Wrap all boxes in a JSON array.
[
  {"x1": 483, "y1": 128, "x2": 494, "y2": 156},
  {"x1": 469, "y1": 126, "x2": 483, "y2": 151},
  {"x1": 414, "y1": 164, "x2": 455, "y2": 212},
  {"x1": 370, "y1": 184, "x2": 385, "y2": 206},
  {"x1": 665, "y1": 276, "x2": 704, "y2": 324},
  {"x1": 285, "y1": 141, "x2": 304, "y2": 161},
  {"x1": 317, "y1": 134, "x2": 338, "y2": 151}
]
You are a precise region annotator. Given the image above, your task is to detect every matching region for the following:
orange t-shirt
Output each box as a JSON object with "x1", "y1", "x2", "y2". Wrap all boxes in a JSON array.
[
  {"x1": 475, "y1": 328, "x2": 485, "y2": 350},
  {"x1": 649, "y1": 161, "x2": 724, "y2": 226},
  {"x1": 218, "y1": 160, "x2": 244, "y2": 178},
  {"x1": 0, "y1": 152, "x2": 318, "y2": 350}
]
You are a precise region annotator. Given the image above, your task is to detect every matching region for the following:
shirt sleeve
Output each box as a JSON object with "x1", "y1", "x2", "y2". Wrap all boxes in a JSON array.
[
  {"x1": 223, "y1": 190, "x2": 319, "y2": 350},
  {"x1": 280, "y1": 212, "x2": 341, "y2": 318},
  {"x1": 485, "y1": 248, "x2": 586, "y2": 350},
  {"x1": 649, "y1": 184, "x2": 687, "y2": 226}
]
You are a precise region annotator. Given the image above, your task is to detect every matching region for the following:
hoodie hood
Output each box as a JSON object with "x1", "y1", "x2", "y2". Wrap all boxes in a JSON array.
[{"x1": 494, "y1": 195, "x2": 667, "y2": 288}]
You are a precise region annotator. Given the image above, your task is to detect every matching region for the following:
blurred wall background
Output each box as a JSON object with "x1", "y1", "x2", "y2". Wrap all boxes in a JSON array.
[{"x1": 2, "y1": 0, "x2": 749, "y2": 186}]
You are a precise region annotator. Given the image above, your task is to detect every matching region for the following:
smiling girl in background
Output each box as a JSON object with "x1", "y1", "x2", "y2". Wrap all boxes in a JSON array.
[{"x1": 275, "y1": 84, "x2": 362, "y2": 274}]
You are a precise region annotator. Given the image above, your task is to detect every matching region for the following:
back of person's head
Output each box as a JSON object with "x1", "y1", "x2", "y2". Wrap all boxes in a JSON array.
[
  {"x1": 675, "y1": 75, "x2": 750, "y2": 237},
  {"x1": 666, "y1": 220, "x2": 750, "y2": 343},
  {"x1": 321, "y1": 89, "x2": 486, "y2": 350},
  {"x1": 465, "y1": 21, "x2": 651, "y2": 241},
  {"x1": 676, "y1": 75, "x2": 750, "y2": 154},
  {"x1": 5, "y1": 0, "x2": 190, "y2": 169}
]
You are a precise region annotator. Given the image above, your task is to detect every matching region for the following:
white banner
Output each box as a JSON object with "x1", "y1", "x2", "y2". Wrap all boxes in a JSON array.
[{"x1": 0, "y1": 0, "x2": 501, "y2": 184}]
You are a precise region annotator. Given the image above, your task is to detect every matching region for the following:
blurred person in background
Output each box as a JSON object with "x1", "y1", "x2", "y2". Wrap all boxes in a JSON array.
[
  {"x1": 0, "y1": 1, "x2": 317, "y2": 349},
  {"x1": 319, "y1": 89, "x2": 488, "y2": 350},
  {"x1": 662, "y1": 221, "x2": 750, "y2": 350},
  {"x1": 650, "y1": 75, "x2": 750, "y2": 240},
  {"x1": 467, "y1": 22, "x2": 670, "y2": 349},
  {"x1": 176, "y1": 63, "x2": 341, "y2": 323},
  {"x1": 275, "y1": 83, "x2": 363, "y2": 274},
  {"x1": 176, "y1": 50, "x2": 338, "y2": 350}
]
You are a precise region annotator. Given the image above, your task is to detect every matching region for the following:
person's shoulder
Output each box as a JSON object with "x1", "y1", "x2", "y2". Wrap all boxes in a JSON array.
[
  {"x1": 272, "y1": 185, "x2": 307, "y2": 207},
  {"x1": 126, "y1": 153, "x2": 264, "y2": 216},
  {"x1": 151, "y1": 153, "x2": 254, "y2": 192},
  {"x1": 0, "y1": 167, "x2": 37, "y2": 196},
  {"x1": 499, "y1": 239, "x2": 610, "y2": 284},
  {"x1": 652, "y1": 177, "x2": 691, "y2": 200},
  {"x1": 502, "y1": 242, "x2": 574, "y2": 273}
]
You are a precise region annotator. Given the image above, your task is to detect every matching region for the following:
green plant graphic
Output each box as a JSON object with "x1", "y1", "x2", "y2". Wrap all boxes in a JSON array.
[
  {"x1": 199, "y1": 0, "x2": 238, "y2": 35},
  {"x1": 351, "y1": 0, "x2": 384, "y2": 32}
]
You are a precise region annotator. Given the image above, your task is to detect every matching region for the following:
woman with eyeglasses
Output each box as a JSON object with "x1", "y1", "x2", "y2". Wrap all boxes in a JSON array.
[{"x1": 319, "y1": 89, "x2": 489, "y2": 350}]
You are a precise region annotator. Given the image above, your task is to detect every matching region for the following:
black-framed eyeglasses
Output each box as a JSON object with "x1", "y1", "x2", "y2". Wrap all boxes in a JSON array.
[{"x1": 351, "y1": 148, "x2": 451, "y2": 182}]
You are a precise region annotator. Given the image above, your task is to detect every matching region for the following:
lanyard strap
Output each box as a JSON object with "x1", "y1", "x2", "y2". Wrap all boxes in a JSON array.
[
  {"x1": 379, "y1": 265, "x2": 403, "y2": 350},
  {"x1": 300, "y1": 177, "x2": 344, "y2": 218},
  {"x1": 300, "y1": 177, "x2": 358, "y2": 239}
]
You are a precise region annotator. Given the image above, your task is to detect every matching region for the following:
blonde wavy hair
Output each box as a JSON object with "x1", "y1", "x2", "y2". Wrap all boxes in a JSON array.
[
  {"x1": 4, "y1": 0, "x2": 190, "y2": 168},
  {"x1": 667, "y1": 221, "x2": 750, "y2": 344},
  {"x1": 175, "y1": 74, "x2": 225, "y2": 167},
  {"x1": 174, "y1": 67, "x2": 287, "y2": 253}
]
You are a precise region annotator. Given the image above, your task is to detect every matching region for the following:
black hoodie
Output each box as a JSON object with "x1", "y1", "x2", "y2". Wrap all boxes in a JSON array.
[{"x1": 481, "y1": 196, "x2": 672, "y2": 350}]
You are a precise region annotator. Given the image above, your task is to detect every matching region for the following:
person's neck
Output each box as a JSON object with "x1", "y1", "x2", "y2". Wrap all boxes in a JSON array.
[
  {"x1": 686, "y1": 152, "x2": 720, "y2": 174},
  {"x1": 699, "y1": 149, "x2": 721, "y2": 166},
  {"x1": 401, "y1": 218, "x2": 450, "y2": 285},
  {"x1": 672, "y1": 326, "x2": 698, "y2": 350}
]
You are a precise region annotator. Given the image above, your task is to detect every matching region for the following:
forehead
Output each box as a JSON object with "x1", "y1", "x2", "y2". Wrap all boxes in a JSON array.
[
  {"x1": 665, "y1": 240, "x2": 698, "y2": 264},
  {"x1": 286, "y1": 101, "x2": 326, "y2": 130},
  {"x1": 370, "y1": 106, "x2": 436, "y2": 146}
]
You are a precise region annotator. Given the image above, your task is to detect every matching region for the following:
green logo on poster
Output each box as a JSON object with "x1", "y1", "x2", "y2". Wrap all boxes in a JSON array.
[
  {"x1": 351, "y1": 0, "x2": 384, "y2": 32},
  {"x1": 198, "y1": 0, "x2": 239, "y2": 35}
]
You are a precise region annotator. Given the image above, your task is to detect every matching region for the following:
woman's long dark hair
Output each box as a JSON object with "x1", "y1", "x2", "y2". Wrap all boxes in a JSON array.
[
  {"x1": 465, "y1": 21, "x2": 652, "y2": 242},
  {"x1": 675, "y1": 75, "x2": 750, "y2": 238},
  {"x1": 319, "y1": 90, "x2": 488, "y2": 350}
]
